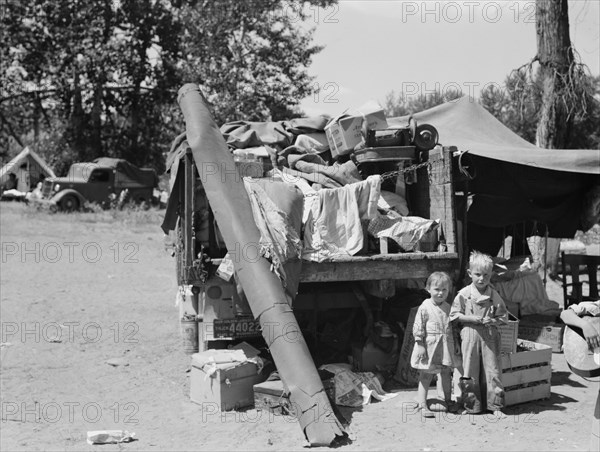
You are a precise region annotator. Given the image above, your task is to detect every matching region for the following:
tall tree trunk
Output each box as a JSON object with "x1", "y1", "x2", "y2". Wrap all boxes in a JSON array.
[
  {"x1": 535, "y1": 0, "x2": 574, "y2": 149},
  {"x1": 71, "y1": 69, "x2": 86, "y2": 161},
  {"x1": 129, "y1": 81, "x2": 141, "y2": 164},
  {"x1": 33, "y1": 94, "x2": 40, "y2": 146},
  {"x1": 91, "y1": 81, "x2": 103, "y2": 157}
]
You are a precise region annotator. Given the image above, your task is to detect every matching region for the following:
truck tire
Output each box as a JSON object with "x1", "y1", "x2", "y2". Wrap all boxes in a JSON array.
[{"x1": 60, "y1": 195, "x2": 80, "y2": 212}]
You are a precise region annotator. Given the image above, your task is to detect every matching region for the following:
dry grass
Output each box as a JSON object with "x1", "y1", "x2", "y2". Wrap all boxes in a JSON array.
[{"x1": 5, "y1": 200, "x2": 165, "y2": 232}]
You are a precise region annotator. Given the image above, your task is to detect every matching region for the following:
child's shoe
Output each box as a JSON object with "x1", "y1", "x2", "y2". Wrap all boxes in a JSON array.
[
  {"x1": 422, "y1": 408, "x2": 436, "y2": 418},
  {"x1": 492, "y1": 409, "x2": 508, "y2": 419},
  {"x1": 445, "y1": 400, "x2": 460, "y2": 413}
]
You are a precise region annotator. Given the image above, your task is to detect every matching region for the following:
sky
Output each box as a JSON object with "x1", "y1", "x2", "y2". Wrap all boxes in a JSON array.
[{"x1": 299, "y1": 0, "x2": 600, "y2": 117}]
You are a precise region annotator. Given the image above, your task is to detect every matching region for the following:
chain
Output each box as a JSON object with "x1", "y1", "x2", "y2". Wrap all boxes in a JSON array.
[{"x1": 380, "y1": 157, "x2": 440, "y2": 182}]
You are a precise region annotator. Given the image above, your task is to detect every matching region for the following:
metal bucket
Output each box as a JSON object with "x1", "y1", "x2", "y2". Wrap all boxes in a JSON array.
[{"x1": 181, "y1": 318, "x2": 199, "y2": 354}]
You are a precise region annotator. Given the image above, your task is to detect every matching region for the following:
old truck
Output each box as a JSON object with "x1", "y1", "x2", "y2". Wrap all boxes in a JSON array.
[
  {"x1": 162, "y1": 84, "x2": 467, "y2": 446},
  {"x1": 41, "y1": 157, "x2": 158, "y2": 211}
]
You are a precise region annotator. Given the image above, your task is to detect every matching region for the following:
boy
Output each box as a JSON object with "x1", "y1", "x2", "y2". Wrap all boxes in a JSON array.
[
  {"x1": 450, "y1": 251, "x2": 508, "y2": 416},
  {"x1": 560, "y1": 300, "x2": 600, "y2": 452}
]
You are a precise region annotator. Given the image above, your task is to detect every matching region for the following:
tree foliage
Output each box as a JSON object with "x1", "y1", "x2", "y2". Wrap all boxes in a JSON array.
[
  {"x1": 480, "y1": 69, "x2": 600, "y2": 150},
  {"x1": 479, "y1": 0, "x2": 599, "y2": 151},
  {"x1": 178, "y1": 0, "x2": 333, "y2": 124},
  {"x1": 0, "y1": 0, "x2": 334, "y2": 174},
  {"x1": 383, "y1": 88, "x2": 463, "y2": 118},
  {"x1": 382, "y1": 71, "x2": 599, "y2": 151}
]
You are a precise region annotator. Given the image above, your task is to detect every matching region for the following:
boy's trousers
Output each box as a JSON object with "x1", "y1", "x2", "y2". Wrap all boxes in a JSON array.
[{"x1": 460, "y1": 324, "x2": 505, "y2": 413}]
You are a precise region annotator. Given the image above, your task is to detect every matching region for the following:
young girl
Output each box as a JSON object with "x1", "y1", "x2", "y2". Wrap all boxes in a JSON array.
[{"x1": 411, "y1": 271, "x2": 460, "y2": 418}]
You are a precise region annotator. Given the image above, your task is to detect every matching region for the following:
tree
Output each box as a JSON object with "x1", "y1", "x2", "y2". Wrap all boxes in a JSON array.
[
  {"x1": 480, "y1": 71, "x2": 599, "y2": 150},
  {"x1": 1, "y1": 0, "x2": 183, "y2": 173},
  {"x1": 478, "y1": 0, "x2": 600, "y2": 151},
  {"x1": 536, "y1": 0, "x2": 569, "y2": 148},
  {"x1": 534, "y1": 0, "x2": 592, "y2": 149},
  {"x1": 1, "y1": 0, "x2": 335, "y2": 173},
  {"x1": 383, "y1": 88, "x2": 463, "y2": 118},
  {"x1": 177, "y1": 0, "x2": 334, "y2": 125}
]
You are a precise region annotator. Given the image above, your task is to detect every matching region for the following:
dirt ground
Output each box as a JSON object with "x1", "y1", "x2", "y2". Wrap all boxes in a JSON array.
[{"x1": 1, "y1": 202, "x2": 598, "y2": 451}]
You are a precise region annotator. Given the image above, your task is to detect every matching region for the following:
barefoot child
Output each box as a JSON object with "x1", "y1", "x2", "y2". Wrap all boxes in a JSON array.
[
  {"x1": 450, "y1": 251, "x2": 508, "y2": 417},
  {"x1": 411, "y1": 271, "x2": 460, "y2": 418}
]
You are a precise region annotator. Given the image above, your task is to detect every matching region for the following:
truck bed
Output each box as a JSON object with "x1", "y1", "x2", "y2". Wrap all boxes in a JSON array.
[{"x1": 299, "y1": 251, "x2": 459, "y2": 282}]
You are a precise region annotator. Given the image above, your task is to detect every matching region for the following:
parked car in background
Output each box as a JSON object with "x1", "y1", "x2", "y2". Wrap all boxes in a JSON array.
[{"x1": 40, "y1": 157, "x2": 158, "y2": 211}]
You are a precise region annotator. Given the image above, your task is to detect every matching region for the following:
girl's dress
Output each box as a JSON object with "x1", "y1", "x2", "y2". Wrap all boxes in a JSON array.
[{"x1": 410, "y1": 298, "x2": 460, "y2": 373}]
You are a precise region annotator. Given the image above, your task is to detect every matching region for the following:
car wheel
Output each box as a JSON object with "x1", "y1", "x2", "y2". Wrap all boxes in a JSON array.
[{"x1": 60, "y1": 195, "x2": 80, "y2": 212}]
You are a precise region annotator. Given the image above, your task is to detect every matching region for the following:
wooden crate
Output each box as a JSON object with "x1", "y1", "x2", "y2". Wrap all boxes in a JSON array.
[
  {"x1": 253, "y1": 379, "x2": 335, "y2": 416},
  {"x1": 501, "y1": 339, "x2": 552, "y2": 406},
  {"x1": 253, "y1": 380, "x2": 296, "y2": 416}
]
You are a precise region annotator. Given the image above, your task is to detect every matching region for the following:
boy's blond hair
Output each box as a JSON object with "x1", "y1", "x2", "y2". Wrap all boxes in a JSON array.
[
  {"x1": 469, "y1": 250, "x2": 494, "y2": 272},
  {"x1": 425, "y1": 271, "x2": 453, "y2": 290}
]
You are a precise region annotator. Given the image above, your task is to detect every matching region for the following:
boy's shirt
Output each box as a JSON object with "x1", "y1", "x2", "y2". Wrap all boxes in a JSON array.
[
  {"x1": 450, "y1": 283, "x2": 508, "y2": 323},
  {"x1": 568, "y1": 300, "x2": 600, "y2": 317}
]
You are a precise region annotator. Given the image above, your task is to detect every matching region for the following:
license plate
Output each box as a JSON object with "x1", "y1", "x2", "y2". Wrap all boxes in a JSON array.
[{"x1": 213, "y1": 318, "x2": 261, "y2": 339}]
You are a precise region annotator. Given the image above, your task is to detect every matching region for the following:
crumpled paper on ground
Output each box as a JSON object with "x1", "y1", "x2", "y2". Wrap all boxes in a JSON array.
[
  {"x1": 87, "y1": 430, "x2": 135, "y2": 445},
  {"x1": 319, "y1": 363, "x2": 399, "y2": 407}
]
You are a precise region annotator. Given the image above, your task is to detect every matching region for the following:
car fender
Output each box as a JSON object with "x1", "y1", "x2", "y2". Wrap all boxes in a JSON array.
[{"x1": 51, "y1": 189, "x2": 86, "y2": 205}]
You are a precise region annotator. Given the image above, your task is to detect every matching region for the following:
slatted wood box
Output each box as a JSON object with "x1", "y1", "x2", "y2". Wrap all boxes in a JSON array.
[
  {"x1": 500, "y1": 339, "x2": 552, "y2": 406},
  {"x1": 253, "y1": 379, "x2": 335, "y2": 416}
]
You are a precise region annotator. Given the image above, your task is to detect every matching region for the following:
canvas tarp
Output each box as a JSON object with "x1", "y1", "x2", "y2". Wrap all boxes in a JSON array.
[
  {"x1": 389, "y1": 97, "x2": 599, "y2": 242},
  {"x1": 0, "y1": 147, "x2": 56, "y2": 192},
  {"x1": 388, "y1": 96, "x2": 599, "y2": 174},
  {"x1": 91, "y1": 157, "x2": 158, "y2": 188}
]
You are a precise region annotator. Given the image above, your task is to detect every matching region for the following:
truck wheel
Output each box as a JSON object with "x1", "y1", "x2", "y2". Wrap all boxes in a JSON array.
[{"x1": 60, "y1": 195, "x2": 80, "y2": 212}]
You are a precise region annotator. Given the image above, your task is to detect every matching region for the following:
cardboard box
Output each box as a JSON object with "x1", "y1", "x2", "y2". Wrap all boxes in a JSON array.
[
  {"x1": 498, "y1": 313, "x2": 519, "y2": 354},
  {"x1": 325, "y1": 103, "x2": 388, "y2": 158},
  {"x1": 190, "y1": 348, "x2": 266, "y2": 411},
  {"x1": 518, "y1": 319, "x2": 565, "y2": 353},
  {"x1": 501, "y1": 339, "x2": 552, "y2": 406}
]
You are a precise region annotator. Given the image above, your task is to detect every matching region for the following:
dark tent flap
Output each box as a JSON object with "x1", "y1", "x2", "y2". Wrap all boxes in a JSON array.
[{"x1": 389, "y1": 96, "x2": 599, "y2": 175}]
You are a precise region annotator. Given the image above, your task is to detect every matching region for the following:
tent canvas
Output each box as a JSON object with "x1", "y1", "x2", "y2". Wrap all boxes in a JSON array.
[
  {"x1": 389, "y1": 96, "x2": 599, "y2": 175},
  {"x1": 91, "y1": 157, "x2": 158, "y2": 188},
  {"x1": 389, "y1": 97, "x2": 599, "y2": 249},
  {"x1": 0, "y1": 147, "x2": 56, "y2": 193}
]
